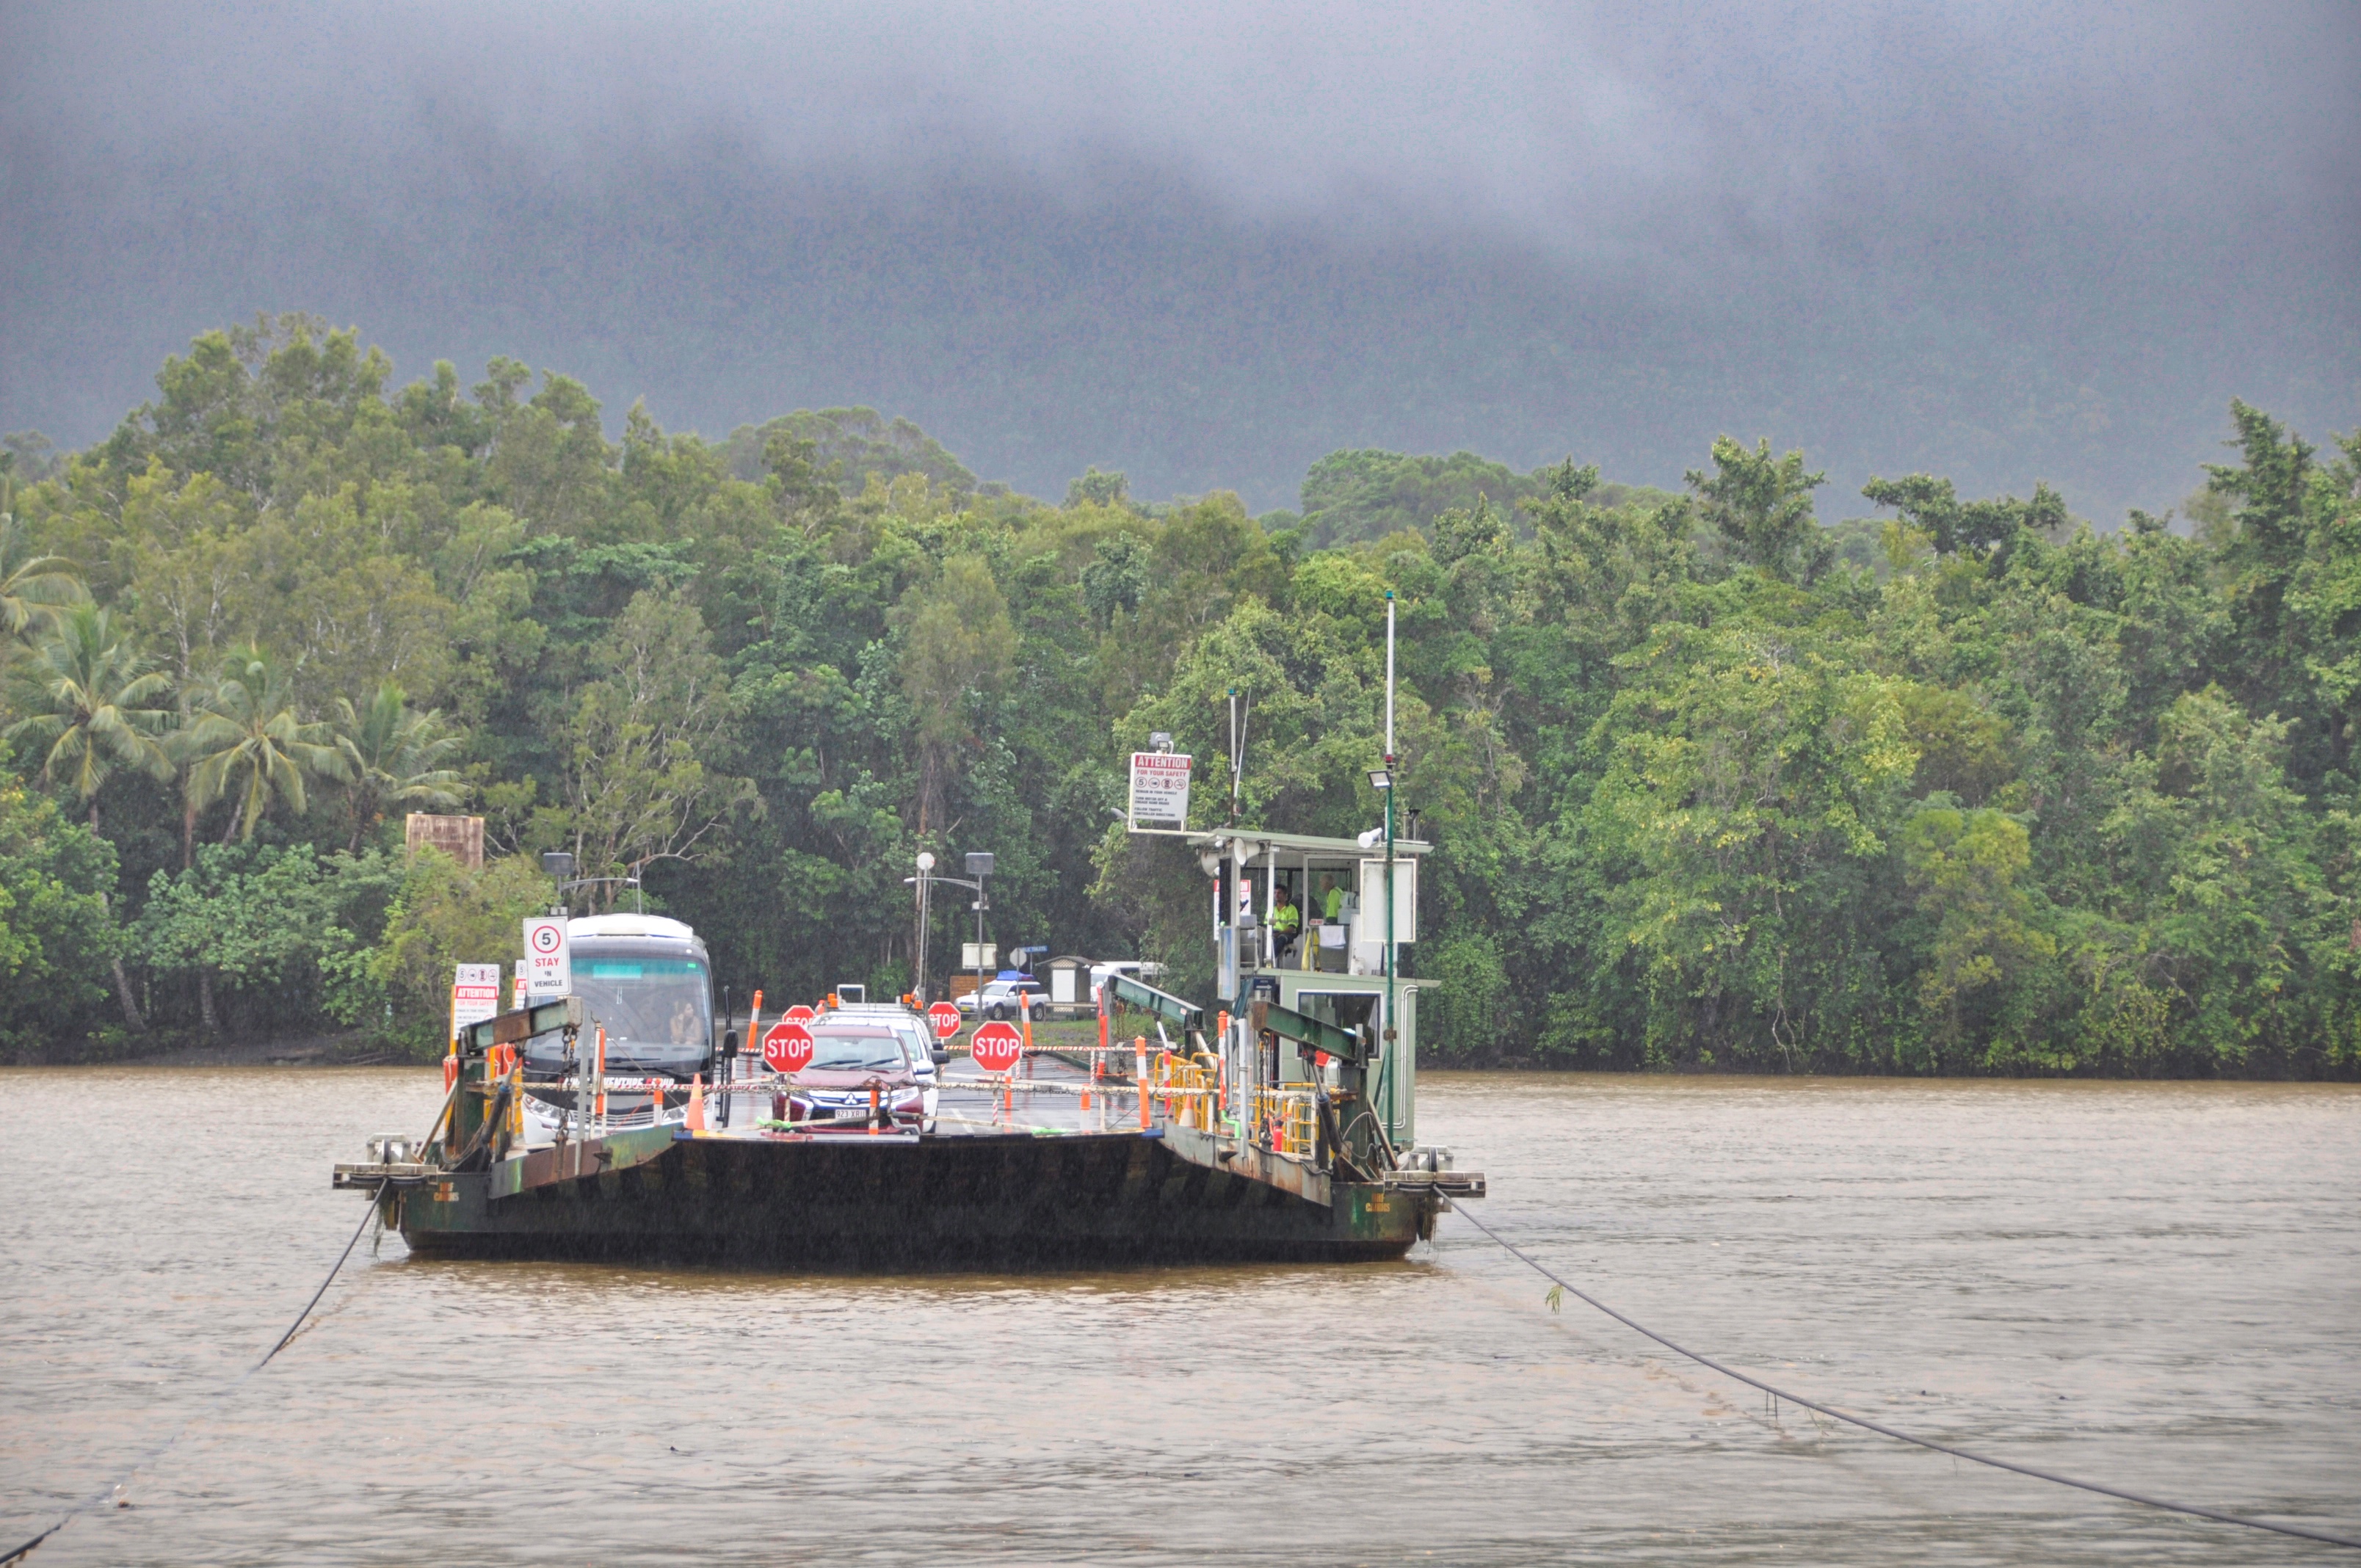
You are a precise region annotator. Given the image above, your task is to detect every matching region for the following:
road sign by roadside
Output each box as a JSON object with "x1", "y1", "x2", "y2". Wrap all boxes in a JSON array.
[
  {"x1": 970, "y1": 1020, "x2": 1023, "y2": 1073},
  {"x1": 763, "y1": 1021, "x2": 815, "y2": 1073},
  {"x1": 927, "y1": 1001, "x2": 962, "y2": 1039},
  {"x1": 521, "y1": 917, "x2": 570, "y2": 998},
  {"x1": 783, "y1": 1003, "x2": 816, "y2": 1023}
]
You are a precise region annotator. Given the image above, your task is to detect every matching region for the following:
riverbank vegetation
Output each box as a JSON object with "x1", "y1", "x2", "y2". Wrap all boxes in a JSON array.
[{"x1": 3, "y1": 315, "x2": 2356, "y2": 1075}]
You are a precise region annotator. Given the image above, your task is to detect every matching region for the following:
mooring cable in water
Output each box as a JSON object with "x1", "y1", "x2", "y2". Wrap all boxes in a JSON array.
[
  {"x1": 1, "y1": 1181, "x2": 388, "y2": 1566},
  {"x1": 1451, "y1": 1206, "x2": 2361, "y2": 1552}
]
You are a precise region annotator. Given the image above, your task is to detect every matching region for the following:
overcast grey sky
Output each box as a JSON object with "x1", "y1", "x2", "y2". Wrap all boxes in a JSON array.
[{"x1": 3, "y1": 1, "x2": 2354, "y2": 519}]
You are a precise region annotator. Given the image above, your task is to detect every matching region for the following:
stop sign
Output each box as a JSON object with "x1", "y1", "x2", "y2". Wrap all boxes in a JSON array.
[
  {"x1": 783, "y1": 1003, "x2": 816, "y2": 1023},
  {"x1": 971, "y1": 1020, "x2": 1024, "y2": 1073},
  {"x1": 762, "y1": 1021, "x2": 816, "y2": 1073},
  {"x1": 927, "y1": 1001, "x2": 962, "y2": 1039}
]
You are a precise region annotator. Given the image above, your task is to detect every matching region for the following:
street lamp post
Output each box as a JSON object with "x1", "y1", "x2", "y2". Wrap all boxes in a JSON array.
[
  {"x1": 914, "y1": 850, "x2": 936, "y2": 1003},
  {"x1": 904, "y1": 852, "x2": 993, "y2": 1013}
]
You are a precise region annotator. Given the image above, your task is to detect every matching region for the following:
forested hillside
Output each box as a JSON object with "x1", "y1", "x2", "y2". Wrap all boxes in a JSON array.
[{"x1": 3, "y1": 315, "x2": 2357, "y2": 1075}]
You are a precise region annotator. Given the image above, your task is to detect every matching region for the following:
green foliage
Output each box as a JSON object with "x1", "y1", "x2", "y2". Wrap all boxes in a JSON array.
[
  {"x1": 3, "y1": 316, "x2": 2356, "y2": 1078},
  {"x1": 4, "y1": 603, "x2": 173, "y2": 810},
  {"x1": 181, "y1": 645, "x2": 349, "y2": 841},
  {"x1": 1067, "y1": 468, "x2": 1131, "y2": 509},
  {"x1": 134, "y1": 843, "x2": 399, "y2": 1039},
  {"x1": 725, "y1": 406, "x2": 979, "y2": 499},
  {"x1": 1898, "y1": 804, "x2": 2051, "y2": 1057},
  {"x1": 550, "y1": 588, "x2": 752, "y2": 893},
  {"x1": 357, "y1": 850, "x2": 552, "y2": 1056},
  {"x1": 0, "y1": 755, "x2": 118, "y2": 1058},
  {"x1": 0, "y1": 501, "x2": 86, "y2": 638},
  {"x1": 331, "y1": 683, "x2": 465, "y2": 851},
  {"x1": 1689, "y1": 436, "x2": 1832, "y2": 583},
  {"x1": 1299, "y1": 449, "x2": 1544, "y2": 549}
]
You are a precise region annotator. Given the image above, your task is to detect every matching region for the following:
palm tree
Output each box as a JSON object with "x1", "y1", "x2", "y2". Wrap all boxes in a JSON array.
[
  {"x1": 3, "y1": 603, "x2": 173, "y2": 1031},
  {"x1": 4, "y1": 603, "x2": 174, "y2": 816},
  {"x1": 332, "y1": 682, "x2": 466, "y2": 851},
  {"x1": 181, "y1": 646, "x2": 349, "y2": 844},
  {"x1": 170, "y1": 649, "x2": 348, "y2": 1034},
  {"x1": 0, "y1": 487, "x2": 87, "y2": 641}
]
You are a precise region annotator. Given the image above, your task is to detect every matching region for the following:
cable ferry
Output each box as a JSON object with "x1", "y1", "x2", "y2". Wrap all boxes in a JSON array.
[{"x1": 335, "y1": 600, "x2": 1479, "y2": 1266}]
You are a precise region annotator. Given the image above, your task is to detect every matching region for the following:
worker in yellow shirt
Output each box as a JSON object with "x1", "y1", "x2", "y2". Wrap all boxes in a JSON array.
[{"x1": 1271, "y1": 887, "x2": 1303, "y2": 966}]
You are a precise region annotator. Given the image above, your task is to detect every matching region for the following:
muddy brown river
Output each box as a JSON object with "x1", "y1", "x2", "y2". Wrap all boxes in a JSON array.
[{"x1": 2, "y1": 1068, "x2": 2356, "y2": 1564}]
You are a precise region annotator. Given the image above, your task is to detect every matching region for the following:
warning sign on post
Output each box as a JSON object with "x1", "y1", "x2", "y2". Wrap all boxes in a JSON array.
[
  {"x1": 521, "y1": 917, "x2": 571, "y2": 998},
  {"x1": 451, "y1": 964, "x2": 503, "y2": 1035},
  {"x1": 1127, "y1": 752, "x2": 1193, "y2": 830}
]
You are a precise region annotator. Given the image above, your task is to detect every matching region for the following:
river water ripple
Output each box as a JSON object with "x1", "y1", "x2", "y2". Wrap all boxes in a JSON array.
[{"x1": 2, "y1": 1069, "x2": 2356, "y2": 1564}]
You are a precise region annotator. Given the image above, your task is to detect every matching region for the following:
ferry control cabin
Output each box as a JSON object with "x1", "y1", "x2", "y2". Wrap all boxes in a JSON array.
[{"x1": 1185, "y1": 827, "x2": 1434, "y2": 1157}]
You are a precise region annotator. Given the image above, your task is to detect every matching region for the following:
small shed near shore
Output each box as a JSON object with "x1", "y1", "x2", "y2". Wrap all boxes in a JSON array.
[{"x1": 1045, "y1": 955, "x2": 1094, "y2": 1006}]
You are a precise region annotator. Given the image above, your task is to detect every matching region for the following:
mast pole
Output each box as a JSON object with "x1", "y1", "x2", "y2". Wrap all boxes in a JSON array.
[
  {"x1": 1229, "y1": 688, "x2": 1239, "y2": 822},
  {"x1": 1383, "y1": 590, "x2": 1397, "y2": 1143}
]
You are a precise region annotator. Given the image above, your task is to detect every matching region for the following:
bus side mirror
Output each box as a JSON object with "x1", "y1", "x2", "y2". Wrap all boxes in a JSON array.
[{"x1": 722, "y1": 1030, "x2": 740, "y2": 1058}]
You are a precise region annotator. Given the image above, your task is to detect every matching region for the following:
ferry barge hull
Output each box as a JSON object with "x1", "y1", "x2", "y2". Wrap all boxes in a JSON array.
[{"x1": 376, "y1": 1125, "x2": 1444, "y2": 1266}]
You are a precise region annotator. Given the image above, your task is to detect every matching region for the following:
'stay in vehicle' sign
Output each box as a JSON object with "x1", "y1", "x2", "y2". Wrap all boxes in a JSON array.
[{"x1": 521, "y1": 918, "x2": 570, "y2": 998}]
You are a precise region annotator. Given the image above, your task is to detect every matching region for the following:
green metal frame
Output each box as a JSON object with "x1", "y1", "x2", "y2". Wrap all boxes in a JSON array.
[
  {"x1": 1106, "y1": 973, "x2": 1203, "y2": 1031},
  {"x1": 1248, "y1": 998, "x2": 1365, "y2": 1062},
  {"x1": 460, "y1": 995, "x2": 586, "y2": 1054}
]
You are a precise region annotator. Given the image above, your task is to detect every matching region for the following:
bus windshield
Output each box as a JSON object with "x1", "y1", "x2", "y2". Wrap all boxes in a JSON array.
[{"x1": 573, "y1": 957, "x2": 711, "y2": 1059}]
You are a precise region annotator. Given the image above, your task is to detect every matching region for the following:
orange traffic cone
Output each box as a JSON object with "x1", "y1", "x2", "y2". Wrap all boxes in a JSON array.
[{"x1": 686, "y1": 1073, "x2": 706, "y2": 1131}]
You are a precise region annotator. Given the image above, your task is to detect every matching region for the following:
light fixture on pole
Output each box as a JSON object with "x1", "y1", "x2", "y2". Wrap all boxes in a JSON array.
[
  {"x1": 964, "y1": 852, "x2": 995, "y2": 1001},
  {"x1": 1367, "y1": 768, "x2": 1392, "y2": 791}
]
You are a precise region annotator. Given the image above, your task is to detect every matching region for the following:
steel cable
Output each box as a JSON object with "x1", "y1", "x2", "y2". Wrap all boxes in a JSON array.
[
  {"x1": 1, "y1": 1181, "x2": 386, "y2": 1565},
  {"x1": 1451, "y1": 1206, "x2": 2361, "y2": 1553}
]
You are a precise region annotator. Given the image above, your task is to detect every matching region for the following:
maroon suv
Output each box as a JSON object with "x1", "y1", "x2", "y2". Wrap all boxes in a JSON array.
[{"x1": 783, "y1": 1027, "x2": 934, "y2": 1132}]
